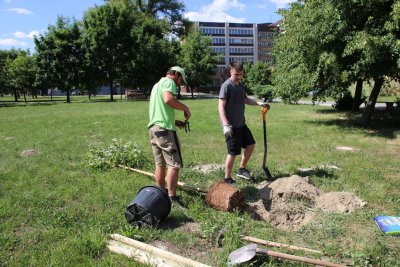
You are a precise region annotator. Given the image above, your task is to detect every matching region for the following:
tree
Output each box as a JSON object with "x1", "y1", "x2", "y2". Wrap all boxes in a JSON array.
[
  {"x1": 0, "y1": 49, "x2": 19, "y2": 97},
  {"x1": 34, "y1": 16, "x2": 84, "y2": 103},
  {"x1": 82, "y1": 1, "x2": 137, "y2": 101},
  {"x1": 5, "y1": 50, "x2": 38, "y2": 102},
  {"x1": 128, "y1": 15, "x2": 179, "y2": 92},
  {"x1": 272, "y1": 0, "x2": 400, "y2": 126},
  {"x1": 178, "y1": 29, "x2": 219, "y2": 98},
  {"x1": 106, "y1": 0, "x2": 188, "y2": 36},
  {"x1": 243, "y1": 61, "x2": 272, "y2": 99}
]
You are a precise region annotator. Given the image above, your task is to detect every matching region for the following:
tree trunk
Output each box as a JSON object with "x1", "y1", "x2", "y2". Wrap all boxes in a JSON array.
[
  {"x1": 109, "y1": 80, "x2": 114, "y2": 101},
  {"x1": 351, "y1": 79, "x2": 363, "y2": 112},
  {"x1": 13, "y1": 89, "x2": 18, "y2": 102},
  {"x1": 361, "y1": 77, "x2": 384, "y2": 126},
  {"x1": 66, "y1": 88, "x2": 71, "y2": 103},
  {"x1": 190, "y1": 85, "x2": 194, "y2": 99}
]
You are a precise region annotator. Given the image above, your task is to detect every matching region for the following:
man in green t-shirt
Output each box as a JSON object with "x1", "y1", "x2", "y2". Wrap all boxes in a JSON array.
[{"x1": 148, "y1": 66, "x2": 191, "y2": 205}]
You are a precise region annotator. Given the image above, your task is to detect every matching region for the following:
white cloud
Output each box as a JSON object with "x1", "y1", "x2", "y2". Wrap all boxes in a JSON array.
[
  {"x1": 0, "y1": 38, "x2": 28, "y2": 47},
  {"x1": 185, "y1": 0, "x2": 246, "y2": 23},
  {"x1": 269, "y1": 0, "x2": 294, "y2": 9},
  {"x1": 13, "y1": 31, "x2": 40, "y2": 39},
  {"x1": 8, "y1": 7, "x2": 33, "y2": 15}
]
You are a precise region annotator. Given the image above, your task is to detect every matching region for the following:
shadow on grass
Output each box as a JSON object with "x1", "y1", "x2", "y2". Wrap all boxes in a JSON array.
[
  {"x1": 311, "y1": 109, "x2": 400, "y2": 139},
  {"x1": 295, "y1": 168, "x2": 338, "y2": 180},
  {"x1": 159, "y1": 213, "x2": 194, "y2": 230}
]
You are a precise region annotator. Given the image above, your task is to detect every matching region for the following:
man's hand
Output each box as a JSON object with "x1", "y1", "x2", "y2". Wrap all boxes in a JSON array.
[
  {"x1": 223, "y1": 124, "x2": 233, "y2": 138},
  {"x1": 184, "y1": 109, "x2": 191, "y2": 120},
  {"x1": 257, "y1": 101, "x2": 270, "y2": 109},
  {"x1": 175, "y1": 120, "x2": 185, "y2": 129}
]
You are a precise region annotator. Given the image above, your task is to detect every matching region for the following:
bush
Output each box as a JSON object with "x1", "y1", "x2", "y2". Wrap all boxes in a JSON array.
[
  {"x1": 252, "y1": 84, "x2": 274, "y2": 101},
  {"x1": 333, "y1": 91, "x2": 366, "y2": 111},
  {"x1": 84, "y1": 138, "x2": 150, "y2": 170}
]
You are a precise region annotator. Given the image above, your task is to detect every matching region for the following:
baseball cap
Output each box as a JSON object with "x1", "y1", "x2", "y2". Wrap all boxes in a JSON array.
[{"x1": 171, "y1": 66, "x2": 187, "y2": 84}]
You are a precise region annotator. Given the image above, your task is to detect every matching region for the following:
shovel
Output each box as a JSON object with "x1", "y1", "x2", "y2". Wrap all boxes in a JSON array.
[
  {"x1": 228, "y1": 244, "x2": 345, "y2": 267},
  {"x1": 262, "y1": 107, "x2": 273, "y2": 180}
]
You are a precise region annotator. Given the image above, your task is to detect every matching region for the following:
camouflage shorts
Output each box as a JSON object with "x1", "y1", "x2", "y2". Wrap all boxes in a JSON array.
[{"x1": 148, "y1": 125, "x2": 182, "y2": 168}]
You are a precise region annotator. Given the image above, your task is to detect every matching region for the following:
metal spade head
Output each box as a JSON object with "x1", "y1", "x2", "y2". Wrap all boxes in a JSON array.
[{"x1": 227, "y1": 243, "x2": 257, "y2": 266}]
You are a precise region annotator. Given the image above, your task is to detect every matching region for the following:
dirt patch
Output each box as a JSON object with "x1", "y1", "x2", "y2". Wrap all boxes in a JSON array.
[
  {"x1": 246, "y1": 175, "x2": 367, "y2": 231},
  {"x1": 20, "y1": 149, "x2": 40, "y2": 157},
  {"x1": 149, "y1": 226, "x2": 216, "y2": 264},
  {"x1": 336, "y1": 146, "x2": 356, "y2": 152},
  {"x1": 4, "y1": 137, "x2": 15, "y2": 141},
  {"x1": 192, "y1": 164, "x2": 224, "y2": 174}
]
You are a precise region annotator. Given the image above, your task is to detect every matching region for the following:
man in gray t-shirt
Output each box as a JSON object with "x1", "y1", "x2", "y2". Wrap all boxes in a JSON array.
[{"x1": 218, "y1": 62, "x2": 269, "y2": 184}]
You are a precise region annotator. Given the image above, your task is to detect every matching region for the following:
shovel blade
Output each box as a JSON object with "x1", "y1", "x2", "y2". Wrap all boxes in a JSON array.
[
  {"x1": 227, "y1": 244, "x2": 257, "y2": 266},
  {"x1": 263, "y1": 167, "x2": 273, "y2": 180}
]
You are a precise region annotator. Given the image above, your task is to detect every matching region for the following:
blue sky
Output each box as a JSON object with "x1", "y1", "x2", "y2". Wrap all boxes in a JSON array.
[{"x1": 0, "y1": 0, "x2": 294, "y2": 52}]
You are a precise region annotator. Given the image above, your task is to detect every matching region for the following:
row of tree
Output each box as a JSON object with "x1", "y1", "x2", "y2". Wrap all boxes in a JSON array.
[{"x1": 0, "y1": 0, "x2": 219, "y2": 102}]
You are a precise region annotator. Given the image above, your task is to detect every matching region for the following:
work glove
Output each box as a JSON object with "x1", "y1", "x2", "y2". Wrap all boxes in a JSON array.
[
  {"x1": 257, "y1": 101, "x2": 270, "y2": 109},
  {"x1": 223, "y1": 124, "x2": 233, "y2": 138},
  {"x1": 175, "y1": 120, "x2": 185, "y2": 129}
]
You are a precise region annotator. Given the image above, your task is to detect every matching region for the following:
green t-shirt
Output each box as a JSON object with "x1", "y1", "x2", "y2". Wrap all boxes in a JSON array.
[{"x1": 148, "y1": 77, "x2": 177, "y2": 131}]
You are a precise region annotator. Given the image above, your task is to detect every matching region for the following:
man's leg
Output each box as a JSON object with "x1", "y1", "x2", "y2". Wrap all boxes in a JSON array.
[
  {"x1": 225, "y1": 154, "x2": 236, "y2": 179},
  {"x1": 154, "y1": 164, "x2": 166, "y2": 189},
  {"x1": 166, "y1": 167, "x2": 180, "y2": 197},
  {"x1": 240, "y1": 144, "x2": 255, "y2": 169}
]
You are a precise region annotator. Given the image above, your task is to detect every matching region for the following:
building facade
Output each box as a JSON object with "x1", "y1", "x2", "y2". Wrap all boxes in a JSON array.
[{"x1": 192, "y1": 21, "x2": 279, "y2": 90}]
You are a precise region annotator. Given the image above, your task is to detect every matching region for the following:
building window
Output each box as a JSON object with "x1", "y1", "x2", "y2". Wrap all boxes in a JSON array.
[
  {"x1": 212, "y1": 47, "x2": 225, "y2": 54},
  {"x1": 201, "y1": 28, "x2": 225, "y2": 35},
  {"x1": 229, "y1": 57, "x2": 254, "y2": 63},
  {"x1": 229, "y1": 48, "x2": 253, "y2": 54},
  {"x1": 212, "y1": 37, "x2": 225, "y2": 44},
  {"x1": 229, "y1": 38, "x2": 254, "y2": 45},
  {"x1": 229, "y1": 29, "x2": 253, "y2": 35}
]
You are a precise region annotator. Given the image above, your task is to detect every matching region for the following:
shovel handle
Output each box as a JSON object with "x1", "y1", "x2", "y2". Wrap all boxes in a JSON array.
[
  {"x1": 262, "y1": 107, "x2": 269, "y2": 121},
  {"x1": 256, "y1": 248, "x2": 345, "y2": 267},
  {"x1": 117, "y1": 164, "x2": 208, "y2": 194},
  {"x1": 240, "y1": 235, "x2": 321, "y2": 254}
]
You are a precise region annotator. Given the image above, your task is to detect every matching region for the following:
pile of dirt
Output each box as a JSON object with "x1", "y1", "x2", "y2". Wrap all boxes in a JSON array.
[{"x1": 247, "y1": 175, "x2": 367, "y2": 231}]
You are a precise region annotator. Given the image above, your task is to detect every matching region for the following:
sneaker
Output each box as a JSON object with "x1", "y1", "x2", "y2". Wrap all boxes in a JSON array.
[
  {"x1": 236, "y1": 168, "x2": 253, "y2": 180},
  {"x1": 170, "y1": 196, "x2": 185, "y2": 209},
  {"x1": 224, "y1": 177, "x2": 236, "y2": 184}
]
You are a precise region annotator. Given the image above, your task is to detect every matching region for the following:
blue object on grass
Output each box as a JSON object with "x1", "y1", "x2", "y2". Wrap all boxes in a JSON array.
[{"x1": 374, "y1": 215, "x2": 400, "y2": 235}]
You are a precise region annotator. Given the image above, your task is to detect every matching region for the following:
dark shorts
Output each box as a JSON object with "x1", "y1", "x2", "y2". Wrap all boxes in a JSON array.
[{"x1": 226, "y1": 124, "x2": 256, "y2": 155}]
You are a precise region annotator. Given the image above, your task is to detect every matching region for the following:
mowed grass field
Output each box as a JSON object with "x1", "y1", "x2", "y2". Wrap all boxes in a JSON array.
[{"x1": 0, "y1": 98, "x2": 399, "y2": 266}]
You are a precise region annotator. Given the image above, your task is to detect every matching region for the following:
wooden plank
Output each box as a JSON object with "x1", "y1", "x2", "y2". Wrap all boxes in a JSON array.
[
  {"x1": 109, "y1": 234, "x2": 211, "y2": 267},
  {"x1": 107, "y1": 239, "x2": 178, "y2": 267}
]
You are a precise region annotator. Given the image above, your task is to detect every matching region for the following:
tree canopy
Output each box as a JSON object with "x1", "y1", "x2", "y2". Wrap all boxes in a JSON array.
[
  {"x1": 178, "y1": 29, "x2": 219, "y2": 98},
  {"x1": 34, "y1": 16, "x2": 84, "y2": 103},
  {"x1": 272, "y1": 0, "x2": 400, "y2": 125}
]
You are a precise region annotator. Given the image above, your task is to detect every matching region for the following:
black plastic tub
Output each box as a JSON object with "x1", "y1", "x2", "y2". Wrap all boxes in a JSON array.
[{"x1": 125, "y1": 185, "x2": 171, "y2": 228}]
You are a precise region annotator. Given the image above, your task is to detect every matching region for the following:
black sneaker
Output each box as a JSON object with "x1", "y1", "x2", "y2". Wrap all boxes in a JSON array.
[
  {"x1": 170, "y1": 196, "x2": 185, "y2": 209},
  {"x1": 224, "y1": 177, "x2": 236, "y2": 184},
  {"x1": 236, "y1": 168, "x2": 253, "y2": 180}
]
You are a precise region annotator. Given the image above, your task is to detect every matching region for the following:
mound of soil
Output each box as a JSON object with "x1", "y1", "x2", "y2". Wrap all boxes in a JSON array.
[{"x1": 247, "y1": 175, "x2": 367, "y2": 231}]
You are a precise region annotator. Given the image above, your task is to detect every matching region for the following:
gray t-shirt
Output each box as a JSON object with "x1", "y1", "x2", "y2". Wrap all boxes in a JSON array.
[{"x1": 219, "y1": 78, "x2": 247, "y2": 128}]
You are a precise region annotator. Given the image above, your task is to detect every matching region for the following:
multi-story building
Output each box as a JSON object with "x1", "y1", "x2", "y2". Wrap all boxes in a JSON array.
[
  {"x1": 257, "y1": 22, "x2": 279, "y2": 63},
  {"x1": 191, "y1": 21, "x2": 279, "y2": 90}
]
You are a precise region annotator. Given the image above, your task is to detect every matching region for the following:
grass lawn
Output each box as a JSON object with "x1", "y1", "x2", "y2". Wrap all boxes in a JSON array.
[{"x1": 0, "y1": 98, "x2": 399, "y2": 266}]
